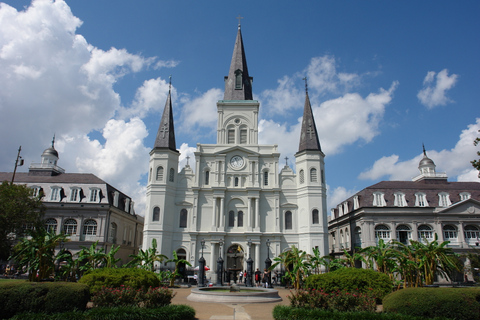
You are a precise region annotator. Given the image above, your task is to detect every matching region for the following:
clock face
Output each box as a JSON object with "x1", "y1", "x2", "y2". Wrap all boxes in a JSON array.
[{"x1": 230, "y1": 155, "x2": 244, "y2": 168}]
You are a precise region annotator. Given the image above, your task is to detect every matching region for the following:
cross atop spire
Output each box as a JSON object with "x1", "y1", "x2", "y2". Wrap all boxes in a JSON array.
[
  {"x1": 302, "y1": 76, "x2": 308, "y2": 94},
  {"x1": 169, "y1": 75, "x2": 172, "y2": 91},
  {"x1": 236, "y1": 15, "x2": 243, "y2": 28}
]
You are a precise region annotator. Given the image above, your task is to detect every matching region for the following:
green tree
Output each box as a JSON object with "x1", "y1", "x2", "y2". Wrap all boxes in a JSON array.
[
  {"x1": 125, "y1": 238, "x2": 167, "y2": 272},
  {"x1": 270, "y1": 245, "x2": 311, "y2": 290},
  {"x1": 362, "y1": 239, "x2": 397, "y2": 279},
  {"x1": 9, "y1": 226, "x2": 69, "y2": 281},
  {"x1": 166, "y1": 250, "x2": 192, "y2": 287},
  {"x1": 0, "y1": 181, "x2": 45, "y2": 259},
  {"x1": 471, "y1": 129, "x2": 480, "y2": 177},
  {"x1": 77, "y1": 241, "x2": 106, "y2": 273},
  {"x1": 102, "y1": 245, "x2": 121, "y2": 268}
]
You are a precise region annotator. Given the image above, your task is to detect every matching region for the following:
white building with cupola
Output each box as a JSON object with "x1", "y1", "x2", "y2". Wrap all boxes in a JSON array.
[{"x1": 142, "y1": 24, "x2": 328, "y2": 281}]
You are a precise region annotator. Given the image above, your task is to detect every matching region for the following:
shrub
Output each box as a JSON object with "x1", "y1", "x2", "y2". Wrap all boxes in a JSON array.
[
  {"x1": 0, "y1": 281, "x2": 90, "y2": 319},
  {"x1": 305, "y1": 268, "x2": 393, "y2": 301},
  {"x1": 383, "y1": 287, "x2": 480, "y2": 320},
  {"x1": 78, "y1": 267, "x2": 160, "y2": 294},
  {"x1": 91, "y1": 285, "x2": 175, "y2": 308},
  {"x1": 288, "y1": 288, "x2": 376, "y2": 312},
  {"x1": 273, "y1": 305, "x2": 449, "y2": 320},
  {"x1": 10, "y1": 305, "x2": 196, "y2": 320}
]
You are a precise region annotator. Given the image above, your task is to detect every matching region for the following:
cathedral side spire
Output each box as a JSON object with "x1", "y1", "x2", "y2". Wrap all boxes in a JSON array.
[
  {"x1": 223, "y1": 21, "x2": 253, "y2": 100},
  {"x1": 298, "y1": 77, "x2": 322, "y2": 153},
  {"x1": 153, "y1": 76, "x2": 178, "y2": 152}
]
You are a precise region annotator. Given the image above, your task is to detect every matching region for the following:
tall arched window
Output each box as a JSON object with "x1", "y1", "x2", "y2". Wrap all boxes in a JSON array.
[
  {"x1": 152, "y1": 207, "x2": 160, "y2": 221},
  {"x1": 299, "y1": 170, "x2": 305, "y2": 184},
  {"x1": 156, "y1": 166, "x2": 164, "y2": 181},
  {"x1": 310, "y1": 168, "x2": 317, "y2": 182},
  {"x1": 45, "y1": 218, "x2": 57, "y2": 233},
  {"x1": 109, "y1": 222, "x2": 117, "y2": 243},
  {"x1": 285, "y1": 211, "x2": 292, "y2": 230},
  {"x1": 353, "y1": 227, "x2": 362, "y2": 248},
  {"x1": 374, "y1": 224, "x2": 390, "y2": 242},
  {"x1": 169, "y1": 168, "x2": 175, "y2": 182},
  {"x1": 238, "y1": 211, "x2": 244, "y2": 227},
  {"x1": 264, "y1": 171, "x2": 268, "y2": 186},
  {"x1": 179, "y1": 209, "x2": 187, "y2": 228},
  {"x1": 464, "y1": 225, "x2": 480, "y2": 240},
  {"x1": 63, "y1": 219, "x2": 77, "y2": 235},
  {"x1": 418, "y1": 224, "x2": 433, "y2": 242},
  {"x1": 443, "y1": 225, "x2": 457, "y2": 240},
  {"x1": 229, "y1": 210, "x2": 235, "y2": 227},
  {"x1": 83, "y1": 219, "x2": 97, "y2": 236},
  {"x1": 234, "y1": 177, "x2": 239, "y2": 187},
  {"x1": 205, "y1": 171, "x2": 210, "y2": 185},
  {"x1": 396, "y1": 224, "x2": 411, "y2": 244},
  {"x1": 312, "y1": 209, "x2": 319, "y2": 224}
]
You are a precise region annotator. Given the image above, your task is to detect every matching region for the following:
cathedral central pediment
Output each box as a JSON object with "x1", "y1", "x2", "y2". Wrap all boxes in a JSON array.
[{"x1": 213, "y1": 145, "x2": 260, "y2": 156}]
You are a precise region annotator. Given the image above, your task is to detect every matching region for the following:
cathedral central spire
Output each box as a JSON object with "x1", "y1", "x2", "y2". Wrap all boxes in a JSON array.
[{"x1": 223, "y1": 22, "x2": 253, "y2": 100}]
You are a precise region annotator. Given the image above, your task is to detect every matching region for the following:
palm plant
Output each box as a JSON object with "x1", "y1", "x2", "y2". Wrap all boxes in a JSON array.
[
  {"x1": 166, "y1": 250, "x2": 191, "y2": 287},
  {"x1": 362, "y1": 239, "x2": 396, "y2": 279},
  {"x1": 270, "y1": 245, "x2": 311, "y2": 290},
  {"x1": 125, "y1": 238, "x2": 167, "y2": 272},
  {"x1": 9, "y1": 226, "x2": 69, "y2": 281},
  {"x1": 102, "y1": 245, "x2": 121, "y2": 268},
  {"x1": 77, "y1": 241, "x2": 106, "y2": 273}
]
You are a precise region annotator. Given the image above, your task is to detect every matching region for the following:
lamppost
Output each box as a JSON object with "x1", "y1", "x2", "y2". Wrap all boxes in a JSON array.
[
  {"x1": 246, "y1": 239, "x2": 253, "y2": 287},
  {"x1": 265, "y1": 239, "x2": 272, "y2": 287},
  {"x1": 198, "y1": 238, "x2": 206, "y2": 287},
  {"x1": 216, "y1": 239, "x2": 224, "y2": 286},
  {"x1": 11, "y1": 146, "x2": 24, "y2": 184}
]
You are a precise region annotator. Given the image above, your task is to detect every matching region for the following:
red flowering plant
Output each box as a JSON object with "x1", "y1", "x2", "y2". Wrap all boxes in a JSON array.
[
  {"x1": 141, "y1": 286, "x2": 176, "y2": 308},
  {"x1": 92, "y1": 285, "x2": 176, "y2": 308}
]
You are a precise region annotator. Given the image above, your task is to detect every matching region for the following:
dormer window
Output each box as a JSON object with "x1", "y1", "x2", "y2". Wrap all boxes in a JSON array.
[
  {"x1": 415, "y1": 193, "x2": 428, "y2": 207},
  {"x1": 89, "y1": 188, "x2": 100, "y2": 203},
  {"x1": 438, "y1": 192, "x2": 451, "y2": 207},
  {"x1": 353, "y1": 195, "x2": 360, "y2": 210},
  {"x1": 235, "y1": 69, "x2": 242, "y2": 89},
  {"x1": 31, "y1": 186, "x2": 42, "y2": 198},
  {"x1": 394, "y1": 192, "x2": 406, "y2": 207},
  {"x1": 70, "y1": 187, "x2": 81, "y2": 202},
  {"x1": 373, "y1": 192, "x2": 386, "y2": 207},
  {"x1": 50, "y1": 187, "x2": 62, "y2": 202},
  {"x1": 460, "y1": 192, "x2": 471, "y2": 201},
  {"x1": 343, "y1": 201, "x2": 349, "y2": 214}
]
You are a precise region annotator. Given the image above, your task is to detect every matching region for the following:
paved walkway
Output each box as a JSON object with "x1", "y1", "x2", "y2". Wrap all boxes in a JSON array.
[{"x1": 171, "y1": 286, "x2": 291, "y2": 320}]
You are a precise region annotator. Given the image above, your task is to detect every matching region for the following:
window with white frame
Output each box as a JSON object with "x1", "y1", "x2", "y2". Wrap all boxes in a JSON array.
[
  {"x1": 228, "y1": 210, "x2": 235, "y2": 227},
  {"x1": 227, "y1": 129, "x2": 235, "y2": 144},
  {"x1": 396, "y1": 224, "x2": 411, "y2": 244},
  {"x1": 63, "y1": 219, "x2": 77, "y2": 235},
  {"x1": 169, "y1": 168, "x2": 175, "y2": 182},
  {"x1": 353, "y1": 227, "x2": 362, "y2": 247},
  {"x1": 156, "y1": 166, "x2": 164, "y2": 181},
  {"x1": 373, "y1": 192, "x2": 386, "y2": 207},
  {"x1": 205, "y1": 170, "x2": 210, "y2": 185},
  {"x1": 50, "y1": 187, "x2": 61, "y2": 202},
  {"x1": 31, "y1": 186, "x2": 42, "y2": 198},
  {"x1": 70, "y1": 187, "x2": 81, "y2": 202},
  {"x1": 310, "y1": 168, "x2": 317, "y2": 182},
  {"x1": 312, "y1": 209, "x2": 319, "y2": 224},
  {"x1": 415, "y1": 193, "x2": 428, "y2": 207},
  {"x1": 152, "y1": 207, "x2": 160, "y2": 221},
  {"x1": 45, "y1": 218, "x2": 57, "y2": 233},
  {"x1": 264, "y1": 171, "x2": 269, "y2": 186},
  {"x1": 299, "y1": 170, "x2": 304, "y2": 184},
  {"x1": 443, "y1": 225, "x2": 457, "y2": 240},
  {"x1": 343, "y1": 201, "x2": 349, "y2": 214},
  {"x1": 464, "y1": 225, "x2": 480, "y2": 240},
  {"x1": 179, "y1": 209, "x2": 188, "y2": 228},
  {"x1": 438, "y1": 192, "x2": 451, "y2": 207},
  {"x1": 240, "y1": 128, "x2": 247, "y2": 144},
  {"x1": 353, "y1": 195, "x2": 359, "y2": 210},
  {"x1": 285, "y1": 211, "x2": 293, "y2": 230},
  {"x1": 459, "y1": 192, "x2": 471, "y2": 201},
  {"x1": 375, "y1": 225, "x2": 391, "y2": 241},
  {"x1": 394, "y1": 192, "x2": 407, "y2": 207},
  {"x1": 418, "y1": 224, "x2": 434, "y2": 241},
  {"x1": 83, "y1": 219, "x2": 97, "y2": 236},
  {"x1": 238, "y1": 211, "x2": 244, "y2": 227},
  {"x1": 108, "y1": 222, "x2": 117, "y2": 243},
  {"x1": 89, "y1": 188, "x2": 100, "y2": 202}
]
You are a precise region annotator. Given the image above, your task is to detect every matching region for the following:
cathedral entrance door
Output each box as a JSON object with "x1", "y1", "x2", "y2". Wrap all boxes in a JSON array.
[{"x1": 226, "y1": 244, "x2": 244, "y2": 283}]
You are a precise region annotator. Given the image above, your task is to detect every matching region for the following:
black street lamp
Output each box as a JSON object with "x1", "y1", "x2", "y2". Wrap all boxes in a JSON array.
[
  {"x1": 246, "y1": 239, "x2": 253, "y2": 287},
  {"x1": 265, "y1": 239, "x2": 272, "y2": 287},
  {"x1": 216, "y1": 239, "x2": 224, "y2": 286},
  {"x1": 198, "y1": 238, "x2": 206, "y2": 287}
]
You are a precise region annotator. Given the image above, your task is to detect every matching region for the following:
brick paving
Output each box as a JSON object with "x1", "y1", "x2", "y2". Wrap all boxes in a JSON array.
[{"x1": 171, "y1": 286, "x2": 291, "y2": 320}]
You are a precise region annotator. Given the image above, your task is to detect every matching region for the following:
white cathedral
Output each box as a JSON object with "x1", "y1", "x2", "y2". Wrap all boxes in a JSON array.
[{"x1": 142, "y1": 24, "x2": 328, "y2": 280}]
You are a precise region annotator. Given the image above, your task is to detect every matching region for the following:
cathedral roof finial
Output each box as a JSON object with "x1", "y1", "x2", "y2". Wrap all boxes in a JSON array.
[
  {"x1": 303, "y1": 76, "x2": 308, "y2": 94},
  {"x1": 236, "y1": 15, "x2": 243, "y2": 29},
  {"x1": 422, "y1": 143, "x2": 427, "y2": 156},
  {"x1": 52, "y1": 134, "x2": 56, "y2": 148},
  {"x1": 169, "y1": 75, "x2": 172, "y2": 92}
]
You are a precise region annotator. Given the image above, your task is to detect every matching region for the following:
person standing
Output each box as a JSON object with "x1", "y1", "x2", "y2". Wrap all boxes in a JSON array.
[
  {"x1": 239, "y1": 270, "x2": 243, "y2": 283},
  {"x1": 254, "y1": 268, "x2": 261, "y2": 287}
]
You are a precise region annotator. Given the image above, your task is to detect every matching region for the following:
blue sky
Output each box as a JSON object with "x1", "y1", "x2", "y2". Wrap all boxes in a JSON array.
[{"x1": 1, "y1": 0, "x2": 479, "y2": 215}]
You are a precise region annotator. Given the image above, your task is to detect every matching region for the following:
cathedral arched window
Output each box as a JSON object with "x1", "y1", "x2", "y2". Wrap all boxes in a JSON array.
[
  {"x1": 156, "y1": 166, "x2": 164, "y2": 181},
  {"x1": 179, "y1": 209, "x2": 187, "y2": 228},
  {"x1": 234, "y1": 177, "x2": 239, "y2": 187},
  {"x1": 169, "y1": 168, "x2": 175, "y2": 182},
  {"x1": 205, "y1": 171, "x2": 210, "y2": 185},
  {"x1": 238, "y1": 211, "x2": 244, "y2": 227},
  {"x1": 45, "y1": 218, "x2": 57, "y2": 233},
  {"x1": 228, "y1": 129, "x2": 235, "y2": 144},
  {"x1": 299, "y1": 170, "x2": 304, "y2": 184},
  {"x1": 310, "y1": 168, "x2": 317, "y2": 182},
  {"x1": 153, "y1": 207, "x2": 160, "y2": 222},
  {"x1": 264, "y1": 171, "x2": 269, "y2": 186},
  {"x1": 229, "y1": 211, "x2": 235, "y2": 227},
  {"x1": 285, "y1": 211, "x2": 292, "y2": 230},
  {"x1": 312, "y1": 209, "x2": 319, "y2": 224},
  {"x1": 240, "y1": 128, "x2": 247, "y2": 144}
]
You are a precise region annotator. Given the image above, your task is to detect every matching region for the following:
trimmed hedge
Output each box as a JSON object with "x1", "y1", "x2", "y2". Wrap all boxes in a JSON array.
[
  {"x1": 305, "y1": 268, "x2": 393, "y2": 301},
  {"x1": 0, "y1": 281, "x2": 90, "y2": 319},
  {"x1": 383, "y1": 287, "x2": 480, "y2": 320},
  {"x1": 9, "y1": 305, "x2": 196, "y2": 320},
  {"x1": 78, "y1": 268, "x2": 160, "y2": 294},
  {"x1": 272, "y1": 305, "x2": 450, "y2": 320}
]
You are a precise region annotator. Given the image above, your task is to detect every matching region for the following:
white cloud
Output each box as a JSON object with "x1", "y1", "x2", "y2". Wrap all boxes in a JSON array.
[
  {"x1": 328, "y1": 186, "x2": 359, "y2": 211},
  {"x1": 359, "y1": 118, "x2": 480, "y2": 182},
  {"x1": 417, "y1": 69, "x2": 458, "y2": 109},
  {"x1": 178, "y1": 143, "x2": 197, "y2": 170}
]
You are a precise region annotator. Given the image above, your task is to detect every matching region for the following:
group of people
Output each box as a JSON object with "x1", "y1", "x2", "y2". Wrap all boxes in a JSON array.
[
  {"x1": 1, "y1": 264, "x2": 15, "y2": 277},
  {"x1": 237, "y1": 268, "x2": 279, "y2": 287}
]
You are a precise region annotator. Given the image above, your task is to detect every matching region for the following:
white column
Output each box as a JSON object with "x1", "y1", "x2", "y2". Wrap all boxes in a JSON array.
[
  {"x1": 255, "y1": 243, "x2": 260, "y2": 270},
  {"x1": 209, "y1": 242, "x2": 216, "y2": 279},
  {"x1": 247, "y1": 197, "x2": 252, "y2": 230},
  {"x1": 255, "y1": 198, "x2": 260, "y2": 231},
  {"x1": 220, "y1": 197, "x2": 225, "y2": 229},
  {"x1": 212, "y1": 197, "x2": 217, "y2": 230}
]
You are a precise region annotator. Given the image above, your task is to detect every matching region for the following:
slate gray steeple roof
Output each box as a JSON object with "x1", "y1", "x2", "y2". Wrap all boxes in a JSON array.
[
  {"x1": 298, "y1": 91, "x2": 322, "y2": 153},
  {"x1": 223, "y1": 25, "x2": 253, "y2": 100},
  {"x1": 153, "y1": 83, "x2": 177, "y2": 152}
]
